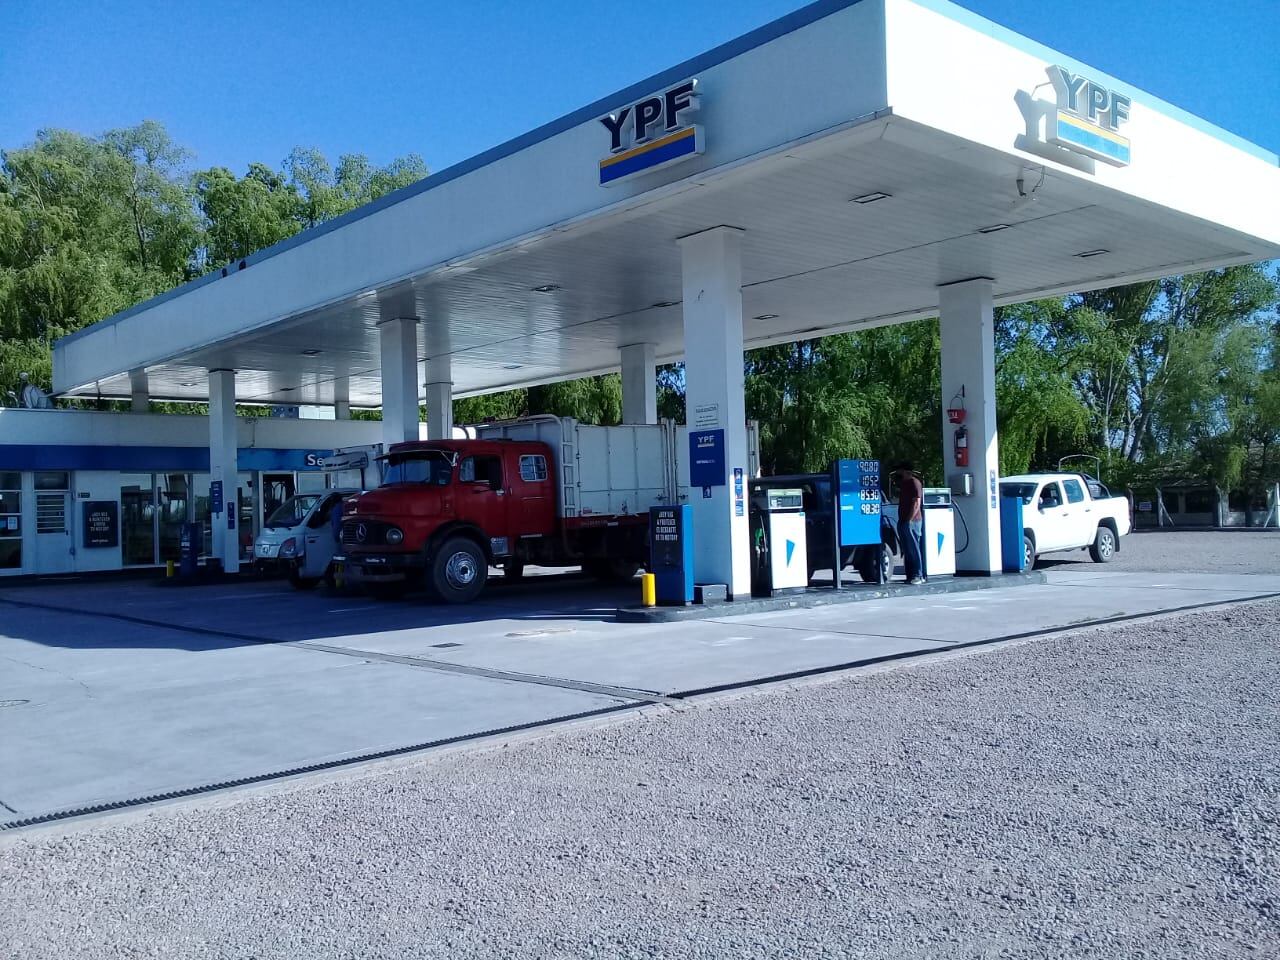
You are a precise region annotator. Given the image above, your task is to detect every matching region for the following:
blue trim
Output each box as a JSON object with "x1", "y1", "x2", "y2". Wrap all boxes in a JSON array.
[
  {"x1": 1054, "y1": 117, "x2": 1131, "y2": 165},
  {"x1": 0, "y1": 446, "x2": 332, "y2": 472},
  {"x1": 911, "y1": 0, "x2": 1277, "y2": 165},
  {"x1": 54, "y1": 0, "x2": 1277, "y2": 355},
  {"x1": 600, "y1": 130, "x2": 701, "y2": 185}
]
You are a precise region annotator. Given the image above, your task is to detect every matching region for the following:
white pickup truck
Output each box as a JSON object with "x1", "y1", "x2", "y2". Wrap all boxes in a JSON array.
[{"x1": 1000, "y1": 473, "x2": 1131, "y2": 569}]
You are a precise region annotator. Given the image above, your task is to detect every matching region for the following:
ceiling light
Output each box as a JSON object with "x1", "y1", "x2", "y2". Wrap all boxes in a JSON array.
[
  {"x1": 850, "y1": 191, "x2": 891, "y2": 204},
  {"x1": 978, "y1": 223, "x2": 1011, "y2": 234},
  {"x1": 280, "y1": 386, "x2": 296, "y2": 392},
  {"x1": 532, "y1": 284, "x2": 560, "y2": 293},
  {"x1": 301, "y1": 348, "x2": 321, "y2": 356},
  {"x1": 502, "y1": 364, "x2": 523, "y2": 370},
  {"x1": 754, "y1": 314, "x2": 779, "y2": 321},
  {"x1": 1075, "y1": 248, "x2": 1110, "y2": 258},
  {"x1": 651, "y1": 300, "x2": 678, "y2": 309}
]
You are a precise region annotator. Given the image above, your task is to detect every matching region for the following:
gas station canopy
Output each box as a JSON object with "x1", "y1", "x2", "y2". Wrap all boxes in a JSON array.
[{"x1": 53, "y1": 0, "x2": 1280, "y2": 407}]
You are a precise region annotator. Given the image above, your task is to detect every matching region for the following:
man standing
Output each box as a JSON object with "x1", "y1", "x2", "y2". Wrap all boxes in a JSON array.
[{"x1": 894, "y1": 462, "x2": 925, "y2": 585}]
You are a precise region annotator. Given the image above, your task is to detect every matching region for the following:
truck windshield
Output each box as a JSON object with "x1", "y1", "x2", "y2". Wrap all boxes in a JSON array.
[
  {"x1": 1000, "y1": 482, "x2": 1037, "y2": 504},
  {"x1": 265, "y1": 494, "x2": 321, "y2": 528},
  {"x1": 382, "y1": 451, "x2": 453, "y2": 486}
]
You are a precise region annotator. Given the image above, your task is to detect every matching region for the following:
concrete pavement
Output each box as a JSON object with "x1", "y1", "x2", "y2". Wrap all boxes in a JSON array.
[{"x1": 3, "y1": 566, "x2": 1278, "y2": 825}]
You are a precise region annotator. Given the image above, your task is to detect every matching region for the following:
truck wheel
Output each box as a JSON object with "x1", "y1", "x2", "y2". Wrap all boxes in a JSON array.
[
  {"x1": 857, "y1": 544, "x2": 891, "y2": 583},
  {"x1": 1089, "y1": 526, "x2": 1116, "y2": 563},
  {"x1": 288, "y1": 570, "x2": 319, "y2": 590},
  {"x1": 428, "y1": 537, "x2": 488, "y2": 604},
  {"x1": 1023, "y1": 536, "x2": 1037, "y2": 571}
]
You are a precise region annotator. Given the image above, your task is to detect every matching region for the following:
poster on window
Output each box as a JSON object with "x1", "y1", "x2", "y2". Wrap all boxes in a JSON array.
[{"x1": 83, "y1": 501, "x2": 119, "y2": 548}]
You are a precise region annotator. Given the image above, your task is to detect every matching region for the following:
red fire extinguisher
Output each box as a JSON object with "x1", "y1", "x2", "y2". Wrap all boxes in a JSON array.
[{"x1": 954, "y1": 424, "x2": 969, "y2": 468}]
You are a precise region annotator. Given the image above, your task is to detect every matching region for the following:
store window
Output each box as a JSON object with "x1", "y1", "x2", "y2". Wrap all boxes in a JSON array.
[
  {"x1": 157, "y1": 473, "x2": 189, "y2": 563},
  {"x1": 0, "y1": 471, "x2": 20, "y2": 570}
]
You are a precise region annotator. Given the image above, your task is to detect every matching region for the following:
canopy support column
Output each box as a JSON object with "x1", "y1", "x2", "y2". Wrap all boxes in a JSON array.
[
  {"x1": 620, "y1": 342, "x2": 657, "y2": 425},
  {"x1": 424, "y1": 356, "x2": 453, "y2": 441},
  {"x1": 378, "y1": 318, "x2": 420, "y2": 447},
  {"x1": 939, "y1": 278, "x2": 1001, "y2": 574},
  {"x1": 129, "y1": 369, "x2": 148, "y2": 414},
  {"x1": 333, "y1": 376, "x2": 350, "y2": 421},
  {"x1": 679, "y1": 226, "x2": 751, "y2": 599},
  {"x1": 208, "y1": 368, "x2": 239, "y2": 574}
]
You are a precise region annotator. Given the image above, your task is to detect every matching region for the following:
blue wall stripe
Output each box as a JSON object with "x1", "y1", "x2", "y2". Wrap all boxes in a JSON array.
[{"x1": 0, "y1": 446, "x2": 331, "y2": 472}]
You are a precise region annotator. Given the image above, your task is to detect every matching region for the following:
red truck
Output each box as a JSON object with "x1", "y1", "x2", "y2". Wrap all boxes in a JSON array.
[{"x1": 336, "y1": 416, "x2": 747, "y2": 603}]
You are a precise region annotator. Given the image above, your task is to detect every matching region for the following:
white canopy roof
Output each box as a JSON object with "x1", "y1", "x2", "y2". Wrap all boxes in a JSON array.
[{"x1": 54, "y1": 0, "x2": 1280, "y2": 406}]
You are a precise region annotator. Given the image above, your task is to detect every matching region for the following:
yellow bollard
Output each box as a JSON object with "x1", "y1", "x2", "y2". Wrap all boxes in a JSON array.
[
  {"x1": 166, "y1": 559, "x2": 175, "y2": 578},
  {"x1": 641, "y1": 572, "x2": 656, "y2": 607}
]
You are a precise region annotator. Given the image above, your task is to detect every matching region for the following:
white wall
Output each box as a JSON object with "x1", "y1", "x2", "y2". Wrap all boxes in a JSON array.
[{"x1": 883, "y1": 0, "x2": 1280, "y2": 247}]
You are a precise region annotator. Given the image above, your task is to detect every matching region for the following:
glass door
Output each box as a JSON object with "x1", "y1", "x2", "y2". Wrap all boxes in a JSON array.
[
  {"x1": 0, "y1": 472, "x2": 22, "y2": 572},
  {"x1": 120, "y1": 473, "x2": 156, "y2": 566}
]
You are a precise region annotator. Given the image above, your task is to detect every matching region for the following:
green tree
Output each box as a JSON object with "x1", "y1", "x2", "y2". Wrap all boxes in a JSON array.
[{"x1": 193, "y1": 163, "x2": 300, "y2": 266}]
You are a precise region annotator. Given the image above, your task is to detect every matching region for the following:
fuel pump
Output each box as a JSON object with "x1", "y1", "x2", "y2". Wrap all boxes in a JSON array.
[{"x1": 749, "y1": 487, "x2": 809, "y2": 596}]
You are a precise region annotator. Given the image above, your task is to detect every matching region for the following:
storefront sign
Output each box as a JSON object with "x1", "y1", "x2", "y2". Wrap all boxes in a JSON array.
[
  {"x1": 599, "y1": 79, "x2": 702, "y2": 186},
  {"x1": 693, "y1": 402, "x2": 721, "y2": 429},
  {"x1": 689, "y1": 429, "x2": 726, "y2": 488},
  {"x1": 82, "y1": 501, "x2": 119, "y2": 548}
]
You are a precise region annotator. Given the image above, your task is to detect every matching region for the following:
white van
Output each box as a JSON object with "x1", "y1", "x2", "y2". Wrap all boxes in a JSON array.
[{"x1": 254, "y1": 489, "x2": 359, "y2": 589}]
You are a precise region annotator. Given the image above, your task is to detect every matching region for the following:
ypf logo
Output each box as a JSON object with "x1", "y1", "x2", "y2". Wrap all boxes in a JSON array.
[
  {"x1": 598, "y1": 79, "x2": 703, "y2": 186},
  {"x1": 1017, "y1": 65, "x2": 1132, "y2": 170}
]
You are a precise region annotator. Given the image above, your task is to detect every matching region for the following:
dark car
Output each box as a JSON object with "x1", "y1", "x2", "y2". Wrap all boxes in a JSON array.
[{"x1": 748, "y1": 473, "x2": 898, "y2": 583}]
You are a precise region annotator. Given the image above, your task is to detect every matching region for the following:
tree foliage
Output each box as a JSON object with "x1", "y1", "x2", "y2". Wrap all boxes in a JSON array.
[{"x1": 2, "y1": 120, "x2": 1276, "y2": 499}]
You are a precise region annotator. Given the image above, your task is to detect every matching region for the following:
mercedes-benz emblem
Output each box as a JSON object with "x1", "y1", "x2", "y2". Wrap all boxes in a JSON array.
[{"x1": 355, "y1": 523, "x2": 368, "y2": 543}]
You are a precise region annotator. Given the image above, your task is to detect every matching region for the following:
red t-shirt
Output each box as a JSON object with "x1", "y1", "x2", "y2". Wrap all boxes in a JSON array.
[{"x1": 898, "y1": 473, "x2": 923, "y2": 522}]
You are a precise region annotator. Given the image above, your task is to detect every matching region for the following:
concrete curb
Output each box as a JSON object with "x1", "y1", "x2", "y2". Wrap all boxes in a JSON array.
[{"x1": 616, "y1": 570, "x2": 1048, "y2": 622}]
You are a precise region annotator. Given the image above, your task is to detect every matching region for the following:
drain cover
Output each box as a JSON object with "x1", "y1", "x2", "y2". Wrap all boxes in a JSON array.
[{"x1": 430, "y1": 642, "x2": 463, "y2": 649}]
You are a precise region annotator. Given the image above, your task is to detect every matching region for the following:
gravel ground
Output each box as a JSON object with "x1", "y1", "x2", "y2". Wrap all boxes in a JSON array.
[
  {"x1": 3, "y1": 598, "x2": 1277, "y2": 959},
  {"x1": 1041, "y1": 528, "x2": 1280, "y2": 575}
]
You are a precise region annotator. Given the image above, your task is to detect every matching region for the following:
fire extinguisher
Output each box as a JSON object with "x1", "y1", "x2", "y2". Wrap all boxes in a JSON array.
[{"x1": 954, "y1": 425, "x2": 969, "y2": 468}]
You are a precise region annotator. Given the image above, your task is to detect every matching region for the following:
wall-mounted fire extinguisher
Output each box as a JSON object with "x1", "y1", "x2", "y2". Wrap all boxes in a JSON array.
[
  {"x1": 954, "y1": 424, "x2": 969, "y2": 468},
  {"x1": 947, "y1": 386, "x2": 969, "y2": 468}
]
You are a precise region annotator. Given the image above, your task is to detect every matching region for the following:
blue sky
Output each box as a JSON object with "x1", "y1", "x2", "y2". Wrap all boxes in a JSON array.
[{"x1": 4, "y1": 0, "x2": 1278, "y2": 174}]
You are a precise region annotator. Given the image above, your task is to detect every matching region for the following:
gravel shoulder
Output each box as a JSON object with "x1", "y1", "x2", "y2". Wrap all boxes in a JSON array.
[{"x1": 3, "y1": 598, "x2": 1278, "y2": 959}]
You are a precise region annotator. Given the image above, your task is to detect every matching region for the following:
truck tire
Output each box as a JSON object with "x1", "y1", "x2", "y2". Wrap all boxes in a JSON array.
[
  {"x1": 857, "y1": 544, "x2": 891, "y2": 583},
  {"x1": 1089, "y1": 525, "x2": 1117, "y2": 563},
  {"x1": 428, "y1": 537, "x2": 488, "y2": 604},
  {"x1": 1023, "y1": 535, "x2": 1036, "y2": 571}
]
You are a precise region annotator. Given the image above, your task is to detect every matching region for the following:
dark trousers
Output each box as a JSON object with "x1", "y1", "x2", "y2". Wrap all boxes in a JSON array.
[{"x1": 898, "y1": 517, "x2": 923, "y2": 580}]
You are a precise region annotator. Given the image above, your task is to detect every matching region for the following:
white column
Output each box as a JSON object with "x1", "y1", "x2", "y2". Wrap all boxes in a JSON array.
[
  {"x1": 378, "y1": 318, "x2": 420, "y2": 447},
  {"x1": 129, "y1": 369, "x2": 148, "y2": 413},
  {"x1": 620, "y1": 342, "x2": 657, "y2": 425},
  {"x1": 679, "y1": 226, "x2": 751, "y2": 598},
  {"x1": 208, "y1": 368, "x2": 239, "y2": 574},
  {"x1": 939, "y1": 278, "x2": 1001, "y2": 574},
  {"x1": 333, "y1": 376, "x2": 350, "y2": 421},
  {"x1": 424, "y1": 356, "x2": 453, "y2": 440}
]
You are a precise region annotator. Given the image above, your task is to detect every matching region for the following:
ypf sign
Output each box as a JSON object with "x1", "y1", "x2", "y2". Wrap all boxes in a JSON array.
[
  {"x1": 598, "y1": 79, "x2": 703, "y2": 186},
  {"x1": 1017, "y1": 65, "x2": 1132, "y2": 170}
]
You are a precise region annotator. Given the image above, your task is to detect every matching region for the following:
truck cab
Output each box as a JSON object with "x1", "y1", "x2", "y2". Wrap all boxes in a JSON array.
[{"x1": 337, "y1": 439, "x2": 559, "y2": 602}]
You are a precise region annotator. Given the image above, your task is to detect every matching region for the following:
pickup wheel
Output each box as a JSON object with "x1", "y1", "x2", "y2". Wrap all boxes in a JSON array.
[
  {"x1": 1023, "y1": 536, "x2": 1037, "y2": 571},
  {"x1": 1089, "y1": 525, "x2": 1117, "y2": 563},
  {"x1": 857, "y1": 543, "x2": 892, "y2": 583},
  {"x1": 428, "y1": 537, "x2": 489, "y2": 604}
]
